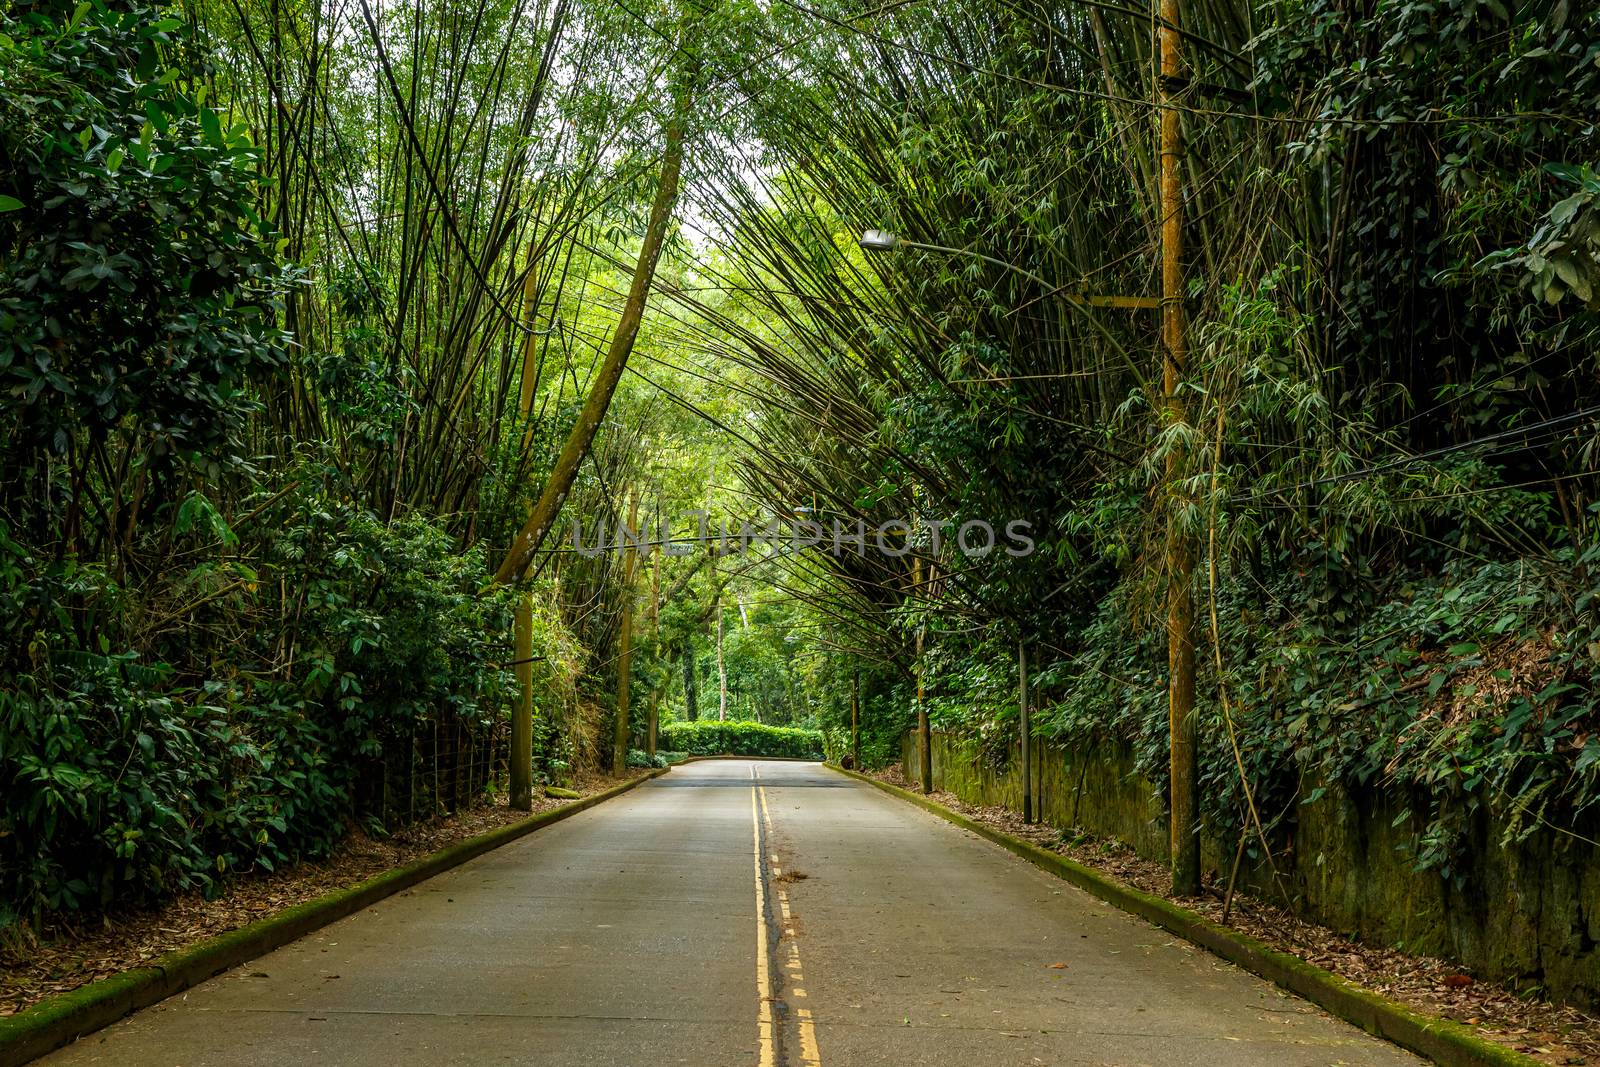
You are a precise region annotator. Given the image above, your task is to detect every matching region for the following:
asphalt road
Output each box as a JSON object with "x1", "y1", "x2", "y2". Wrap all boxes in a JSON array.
[{"x1": 41, "y1": 760, "x2": 1423, "y2": 1066}]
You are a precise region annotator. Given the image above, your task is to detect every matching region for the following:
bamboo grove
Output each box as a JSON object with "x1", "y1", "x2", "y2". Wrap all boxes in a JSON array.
[{"x1": 3, "y1": 0, "x2": 1599, "y2": 946}]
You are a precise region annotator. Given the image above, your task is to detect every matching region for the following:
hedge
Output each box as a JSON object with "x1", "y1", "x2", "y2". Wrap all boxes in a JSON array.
[{"x1": 655, "y1": 721, "x2": 823, "y2": 759}]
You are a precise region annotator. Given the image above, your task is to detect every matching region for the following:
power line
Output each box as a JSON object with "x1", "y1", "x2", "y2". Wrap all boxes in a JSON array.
[{"x1": 1239, "y1": 404, "x2": 1600, "y2": 502}]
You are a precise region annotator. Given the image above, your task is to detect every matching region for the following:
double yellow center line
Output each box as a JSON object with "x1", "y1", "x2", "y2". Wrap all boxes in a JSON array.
[{"x1": 751, "y1": 766, "x2": 821, "y2": 1067}]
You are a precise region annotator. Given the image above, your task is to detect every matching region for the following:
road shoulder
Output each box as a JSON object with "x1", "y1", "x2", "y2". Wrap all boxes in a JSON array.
[
  {"x1": 0, "y1": 769, "x2": 667, "y2": 1067},
  {"x1": 829, "y1": 762, "x2": 1539, "y2": 1067}
]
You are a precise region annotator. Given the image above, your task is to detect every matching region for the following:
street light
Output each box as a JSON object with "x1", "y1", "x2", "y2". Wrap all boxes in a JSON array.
[
  {"x1": 857, "y1": 229, "x2": 1157, "y2": 309},
  {"x1": 859, "y1": 229, "x2": 900, "y2": 252},
  {"x1": 859, "y1": 227, "x2": 1153, "y2": 799},
  {"x1": 860, "y1": 223, "x2": 1194, "y2": 895}
]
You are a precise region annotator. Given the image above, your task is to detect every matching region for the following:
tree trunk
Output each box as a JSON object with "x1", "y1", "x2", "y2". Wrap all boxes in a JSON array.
[
  {"x1": 648, "y1": 542, "x2": 661, "y2": 758},
  {"x1": 509, "y1": 226, "x2": 547, "y2": 811},
  {"x1": 647, "y1": 687, "x2": 660, "y2": 759},
  {"x1": 491, "y1": 71, "x2": 692, "y2": 587},
  {"x1": 715, "y1": 593, "x2": 728, "y2": 721},
  {"x1": 850, "y1": 669, "x2": 860, "y2": 770},
  {"x1": 914, "y1": 556, "x2": 931, "y2": 794},
  {"x1": 682, "y1": 642, "x2": 699, "y2": 721}
]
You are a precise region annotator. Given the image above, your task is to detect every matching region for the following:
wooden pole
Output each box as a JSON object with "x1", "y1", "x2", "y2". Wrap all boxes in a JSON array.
[
  {"x1": 511, "y1": 592, "x2": 534, "y2": 809},
  {"x1": 850, "y1": 669, "x2": 861, "y2": 770},
  {"x1": 914, "y1": 556, "x2": 931, "y2": 794},
  {"x1": 1019, "y1": 638, "x2": 1031, "y2": 824},
  {"x1": 648, "y1": 543, "x2": 661, "y2": 758},
  {"x1": 613, "y1": 489, "x2": 641, "y2": 776},
  {"x1": 1160, "y1": 0, "x2": 1200, "y2": 897}
]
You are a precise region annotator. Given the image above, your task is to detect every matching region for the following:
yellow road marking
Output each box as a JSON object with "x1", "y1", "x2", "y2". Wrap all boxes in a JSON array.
[
  {"x1": 756, "y1": 773, "x2": 822, "y2": 1067},
  {"x1": 752, "y1": 772, "x2": 777, "y2": 1067}
]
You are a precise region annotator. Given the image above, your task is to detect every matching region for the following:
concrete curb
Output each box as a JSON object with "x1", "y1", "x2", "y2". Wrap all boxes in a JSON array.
[
  {"x1": 829, "y1": 764, "x2": 1538, "y2": 1067},
  {"x1": 0, "y1": 767, "x2": 671, "y2": 1067}
]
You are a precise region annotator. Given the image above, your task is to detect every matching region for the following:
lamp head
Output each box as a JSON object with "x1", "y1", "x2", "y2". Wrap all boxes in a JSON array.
[{"x1": 859, "y1": 229, "x2": 900, "y2": 253}]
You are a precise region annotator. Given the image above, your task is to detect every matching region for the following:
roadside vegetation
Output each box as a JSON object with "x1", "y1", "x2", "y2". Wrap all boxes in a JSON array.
[{"x1": 658, "y1": 721, "x2": 823, "y2": 760}]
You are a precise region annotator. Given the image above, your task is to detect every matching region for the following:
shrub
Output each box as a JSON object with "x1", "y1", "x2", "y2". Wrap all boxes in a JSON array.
[
  {"x1": 0, "y1": 659, "x2": 345, "y2": 922},
  {"x1": 254, "y1": 496, "x2": 514, "y2": 757},
  {"x1": 0, "y1": 1, "x2": 291, "y2": 513},
  {"x1": 0, "y1": 489, "x2": 522, "y2": 926},
  {"x1": 656, "y1": 720, "x2": 823, "y2": 759}
]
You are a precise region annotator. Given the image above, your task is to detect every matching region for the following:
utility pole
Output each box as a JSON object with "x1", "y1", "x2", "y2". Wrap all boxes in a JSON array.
[
  {"x1": 1160, "y1": 0, "x2": 1200, "y2": 897},
  {"x1": 613, "y1": 488, "x2": 641, "y2": 776},
  {"x1": 1019, "y1": 638, "x2": 1031, "y2": 824},
  {"x1": 647, "y1": 538, "x2": 661, "y2": 759},
  {"x1": 850, "y1": 669, "x2": 861, "y2": 770},
  {"x1": 914, "y1": 555, "x2": 931, "y2": 794},
  {"x1": 512, "y1": 593, "x2": 534, "y2": 807}
]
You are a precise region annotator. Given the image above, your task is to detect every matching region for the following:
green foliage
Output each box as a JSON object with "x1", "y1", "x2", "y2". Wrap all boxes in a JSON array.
[
  {"x1": 708, "y1": 598, "x2": 813, "y2": 726},
  {"x1": 807, "y1": 658, "x2": 909, "y2": 771},
  {"x1": 248, "y1": 485, "x2": 515, "y2": 753},
  {"x1": 1029, "y1": 543, "x2": 1600, "y2": 881},
  {"x1": 1249, "y1": 0, "x2": 1600, "y2": 434},
  {"x1": 0, "y1": 0, "x2": 673, "y2": 930},
  {"x1": 1486, "y1": 164, "x2": 1600, "y2": 309},
  {"x1": 0, "y1": 650, "x2": 344, "y2": 921},
  {"x1": 695, "y1": 0, "x2": 1600, "y2": 892},
  {"x1": 0, "y1": 1, "x2": 290, "y2": 486},
  {"x1": 656, "y1": 720, "x2": 823, "y2": 760},
  {"x1": 0, "y1": 473, "x2": 533, "y2": 924},
  {"x1": 3, "y1": 0, "x2": 1598, "y2": 939}
]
